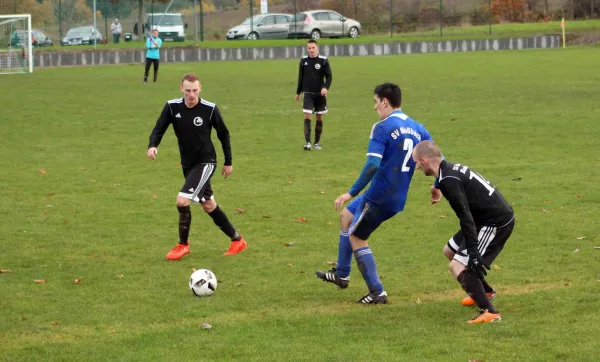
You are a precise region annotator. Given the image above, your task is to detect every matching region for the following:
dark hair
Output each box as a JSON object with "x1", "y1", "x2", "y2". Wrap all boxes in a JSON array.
[
  {"x1": 374, "y1": 83, "x2": 402, "y2": 108},
  {"x1": 307, "y1": 39, "x2": 318, "y2": 46}
]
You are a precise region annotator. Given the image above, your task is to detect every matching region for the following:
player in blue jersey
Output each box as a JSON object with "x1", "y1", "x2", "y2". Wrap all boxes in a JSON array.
[
  {"x1": 316, "y1": 82, "x2": 436, "y2": 304},
  {"x1": 143, "y1": 28, "x2": 162, "y2": 84}
]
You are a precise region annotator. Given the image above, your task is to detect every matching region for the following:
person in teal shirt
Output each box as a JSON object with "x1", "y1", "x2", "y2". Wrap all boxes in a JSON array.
[{"x1": 143, "y1": 29, "x2": 162, "y2": 84}]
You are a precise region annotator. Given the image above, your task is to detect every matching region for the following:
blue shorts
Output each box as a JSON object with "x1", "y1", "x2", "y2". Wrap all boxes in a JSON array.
[{"x1": 347, "y1": 195, "x2": 398, "y2": 241}]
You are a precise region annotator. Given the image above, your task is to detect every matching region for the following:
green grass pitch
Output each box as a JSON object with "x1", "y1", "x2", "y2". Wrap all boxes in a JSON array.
[{"x1": 1, "y1": 47, "x2": 599, "y2": 361}]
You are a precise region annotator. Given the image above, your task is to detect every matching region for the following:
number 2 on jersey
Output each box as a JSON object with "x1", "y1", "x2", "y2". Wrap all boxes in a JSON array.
[{"x1": 401, "y1": 139, "x2": 414, "y2": 172}]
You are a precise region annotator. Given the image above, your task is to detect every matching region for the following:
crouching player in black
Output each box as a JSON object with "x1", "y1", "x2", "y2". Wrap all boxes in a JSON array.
[{"x1": 412, "y1": 140, "x2": 515, "y2": 324}]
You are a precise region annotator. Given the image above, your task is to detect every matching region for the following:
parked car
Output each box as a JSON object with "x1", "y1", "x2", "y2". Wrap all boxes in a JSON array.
[
  {"x1": 145, "y1": 13, "x2": 188, "y2": 42},
  {"x1": 288, "y1": 10, "x2": 361, "y2": 40},
  {"x1": 61, "y1": 26, "x2": 103, "y2": 46},
  {"x1": 8, "y1": 29, "x2": 52, "y2": 47},
  {"x1": 227, "y1": 13, "x2": 293, "y2": 40}
]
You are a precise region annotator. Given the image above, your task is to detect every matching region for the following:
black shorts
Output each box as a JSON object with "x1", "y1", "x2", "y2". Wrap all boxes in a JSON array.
[
  {"x1": 179, "y1": 163, "x2": 216, "y2": 203},
  {"x1": 447, "y1": 216, "x2": 515, "y2": 266},
  {"x1": 302, "y1": 92, "x2": 328, "y2": 114}
]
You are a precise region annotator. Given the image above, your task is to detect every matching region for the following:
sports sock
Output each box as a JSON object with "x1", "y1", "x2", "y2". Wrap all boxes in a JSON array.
[
  {"x1": 481, "y1": 278, "x2": 495, "y2": 294},
  {"x1": 207, "y1": 206, "x2": 239, "y2": 240},
  {"x1": 177, "y1": 205, "x2": 191, "y2": 245},
  {"x1": 315, "y1": 120, "x2": 323, "y2": 144},
  {"x1": 335, "y1": 229, "x2": 352, "y2": 278},
  {"x1": 457, "y1": 270, "x2": 498, "y2": 313},
  {"x1": 354, "y1": 247, "x2": 384, "y2": 294},
  {"x1": 304, "y1": 119, "x2": 311, "y2": 143}
]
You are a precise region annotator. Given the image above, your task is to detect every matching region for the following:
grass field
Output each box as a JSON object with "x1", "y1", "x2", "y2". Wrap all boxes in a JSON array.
[
  {"x1": 34, "y1": 19, "x2": 600, "y2": 51},
  {"x1": 1, "y1": 47, "x2": 600, "y2": 361}
]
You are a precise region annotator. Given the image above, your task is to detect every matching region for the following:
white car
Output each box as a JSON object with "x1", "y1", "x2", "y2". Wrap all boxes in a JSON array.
[{"x1": 227, "y1": 13, "x2": 293, "y2": 40}]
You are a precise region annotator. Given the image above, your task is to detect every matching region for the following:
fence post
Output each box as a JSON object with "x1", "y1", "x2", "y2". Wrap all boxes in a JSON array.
[
  {"x1": 200, "y1": 0, "x2": 204, "y2": 41},
  {"x1": 93, "y1": 0, "x2": 97, "y2": 48},
  {"x1": 293, "y1": 0, "x2": 297, "y2": 38},
  {"x1": 250, "y1": 0, "x2": 254, "y2": 38},
  {"x1": 389, "y1": 0, "x2": 392, "y2": 38},
  {"x1": 439, "y1": 0, "x2": 443, "y2": 37},
  {"x1": 489, "y1": 0, "x2": 492, "y2": 35},
  {"x1": 59, "y1": 0, "x2": 62, "y2": 42},
  {"x1": 104, "y1": 0, "x2": 108, "y2": 42}
]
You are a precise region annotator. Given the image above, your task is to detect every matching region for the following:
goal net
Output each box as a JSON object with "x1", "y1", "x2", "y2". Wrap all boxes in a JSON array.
[{"x1": 0, "y1": 14, "x2": 33, "y2": 74}]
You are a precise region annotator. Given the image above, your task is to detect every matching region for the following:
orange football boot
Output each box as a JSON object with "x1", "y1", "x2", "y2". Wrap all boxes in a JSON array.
[
  {"x1": 165, "y1": 243, "x2": 190, "y2": 260},
  {"x1": 467, "y1": 309, "x2": 502, "y2": 324},
  {"x1": 224, "y1": 237, "x2": 247, "y2": 256},
  {"x1": 461, "y1": 292, "x2": 497, "y2": 306}
]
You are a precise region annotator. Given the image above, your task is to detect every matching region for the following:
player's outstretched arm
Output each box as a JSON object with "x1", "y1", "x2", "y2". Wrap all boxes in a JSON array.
[{"x1": 148, "y1": 103, "x2": 173, "y2": 156}]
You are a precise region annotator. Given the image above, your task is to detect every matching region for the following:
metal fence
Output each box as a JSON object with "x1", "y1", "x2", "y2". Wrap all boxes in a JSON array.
[{"x1": 0, "y1": 0, "x2": 595, "y2": 44}]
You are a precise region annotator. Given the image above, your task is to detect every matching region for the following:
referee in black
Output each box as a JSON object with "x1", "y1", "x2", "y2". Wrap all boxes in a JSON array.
[
  {"x1": 295, "y1": 39, "x2": 332, "y2": 151},
  {"x1": 412, "y1": 140, "x2": 515, "y2": 324},
  {"x1": 147, "y1": 73, "x2": 247, "y2": 260}
]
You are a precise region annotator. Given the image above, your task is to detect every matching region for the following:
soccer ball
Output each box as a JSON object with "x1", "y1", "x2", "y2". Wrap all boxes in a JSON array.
[{"x1": 189, "y1": 269, "x2": 218, "y2": 297}]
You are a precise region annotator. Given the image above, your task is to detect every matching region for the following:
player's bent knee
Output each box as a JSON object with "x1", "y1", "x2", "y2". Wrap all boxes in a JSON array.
[
  {"x1": 176, "y1": 196, "x2": 192, "y2": 208},
  {"x1": 339, "y1": 208, "x2": 353, "y2": 229},
  {"x1": 201, "y1": 199, "x2": 217, "y2": 213},
  {"x1": 443, "y1": 245, "x2": 455, "y2": 261},
  {"x1": 449, "y1": 259, "x2": 466, "y2": 279},
  {"x1": 349, "y1": 235, "x2": 368, "y2": 251}
]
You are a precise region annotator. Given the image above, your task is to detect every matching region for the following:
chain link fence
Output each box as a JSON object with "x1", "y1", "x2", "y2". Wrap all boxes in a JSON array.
[{"x1": 0, "y1": 0, "x2": 595, "y2": 44}]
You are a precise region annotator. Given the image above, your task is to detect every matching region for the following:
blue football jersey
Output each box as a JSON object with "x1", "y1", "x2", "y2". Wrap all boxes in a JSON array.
[{"x1": 363, "y1": 110, "x2": 432, "y2": 213}]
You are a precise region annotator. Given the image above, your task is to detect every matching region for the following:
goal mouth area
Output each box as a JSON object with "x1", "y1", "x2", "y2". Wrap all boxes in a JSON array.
[{"x1": 0, "y1": 14, "x2": 33, "y2": 74}]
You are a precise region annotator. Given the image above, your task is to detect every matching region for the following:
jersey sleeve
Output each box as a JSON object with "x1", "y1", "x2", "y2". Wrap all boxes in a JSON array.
[
  {"x1": 323, "y1": 59, "x2": 332, "y2": 89},
  {"x1": 211, "y1": 105, "x2": 232, "y2": 166},
  {"x1": 296, "y1": 60, "x2": 304, "y2": 95},
  {"x1": 439, "y1": 177, "x2": 479, "y2": 253},
  {"x1": 366, "y1": 123, "x2": 386, "y2": 159},
  {"x1": 148, "y1": 103, "x2": 172, "y2": 148}
]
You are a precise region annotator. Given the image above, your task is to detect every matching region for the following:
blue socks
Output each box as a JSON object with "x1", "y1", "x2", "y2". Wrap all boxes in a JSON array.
[
  {"x1": 354, "y1": 247, "x2": 384, "y2": 294},
  {"x1": 335, "y1": 230, "x2": 352, "y2": 278}
]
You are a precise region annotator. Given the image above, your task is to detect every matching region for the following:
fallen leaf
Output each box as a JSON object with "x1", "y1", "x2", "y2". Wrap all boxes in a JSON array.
[
  {"x1": 379, "y1": 275, "x2": 385, "y2": 279},
  {"x1": 543, "y1": 200, "x2": 551, "y2": 204},
  {"x1": 200, "y1": 323, "x2": 213, "y2": 329},
  {"x1": 80, "y1": 167, "x2": 87, "y2": 170},
  {"x1": 192, "y1": 268, "x2": 197, "y2": 272},
  {"x1": 235, "y1": 283, "x2": 245, "y2": 287},
  {"x1": 288, "y1": 179, "x2": 293, "y2": 184},
  {"x1": 284, "y1": 241, "x2": 296, "y2": 247},
  {"x1": 540, "y1": 208, "x2": 550, "y2": 213},
  {"x1": 51, "y1": 321, "x2": 59, "y2": 326},
  {"x1": 295, "y1": 217, "x2": 308, "y2": 223},
  {"x1": 0, "y1": 269, "x2": 11, "y2": 273},
  {"x1": 576, "y1": 236, "x2": 585, "y2": 240},
  {"x1": 416, "y1": 298, "x2": 422, "y2": 304},
  {"x1": 89, "y1": 179, "x2": 96, "y2": 183},
  {"x1": 108, "y1": 329, "x2": 116, "y2": 333},
  {"x1": 39, "y1": 168, "x2": 48, "y2": 174},
  {"x1": 45, "y1": 192, "x2": 55, "y2": 200},
  {"x1": 43, "y1": 211, "x2": 48, "y2": 216},
  {"x1": 564, "y1": 283, "x2": 570, "y2": 286},
  {"x1": 327, "y1": 261, "x2": 336, "y2": 266},
  {"x1": 46, "y1": 205, "x2": 54, "y2": 207},
  {"x1": 34, "y1": 279, "x2": 47, "y2": 284},
  {"x1": 114, "y1": 184, "x2": 120, "y2": 186},
  {"x1": 573, "y1": 248, "x2": 580, "y2": 253},
  {"x1": 63, "y1": 220, "x2": 70, "y2": 225},
  {"x1": 234, "y1": 208, "x2": 247, "y2": 214},
  {"x1": 319, "y1": 190, "x2": 326, "y2": 194},
  {"x1": 327, "y1": 221, "x2": 333, "y2": 225},
  {"x1": 113, "y1": 176, "x2": 118, "y2": 180},
  {"x1": 117, "y1": 274, "x2": 124, "y2": 278},
  {"x1": 438, "y1": 214, "x2": 446, "y2": 218},
  {"x1": 576, "y1": 194, "x2": 581, "y2": 198},
  {"x1": 287, "y1": 263, "x2": 293, "y2": 267},
  {"x1": 21, "y1": 316, "x2": 27, "y2": 321},
  {"x1": 263, "y1": 215, "x2": 272, "y2": 218},
  {"x1": 511, "y1": 177, "x2": 522, "y2": 181},
  {"x1": 297, "y1": 271, "x2": 306, "y2": 274},
  {"x1": 493, "y1": 265, "x2": 501, "y2": 271},
  {"x1": 152, "y1": 195, "x2": 158, "y2": 199},
  {"x1": 73, "y1": 278, "x2": 82, "y2": 284},
  {"x1": 521, "y1": 205, "x2": 526, "y2": 208},
  {"x1": 217, "y1": 279, "x2": 224, "y2": 283}
]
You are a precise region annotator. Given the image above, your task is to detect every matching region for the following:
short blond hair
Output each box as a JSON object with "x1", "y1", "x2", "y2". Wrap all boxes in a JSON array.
[
  {"x1": 413, "y1": 140, "x2": 442, "y2": 159},
  {"x1": 181, "y1": 73, "x2": 200, "y2": 84}
]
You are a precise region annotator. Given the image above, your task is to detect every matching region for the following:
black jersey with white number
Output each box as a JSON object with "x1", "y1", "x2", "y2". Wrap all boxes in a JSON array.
[
  {"x1": 438, "y1": 160, "x2": 513, "y2": 227},
  {"x1": 296, "y1": 55, "x2": 332, "y2": 94},
  {"x1": 148, "y1": 98, "x2": 232, "y2": 168},
  {"x1": 438, "y1": 160, "x2": 514, "y2": 250}
]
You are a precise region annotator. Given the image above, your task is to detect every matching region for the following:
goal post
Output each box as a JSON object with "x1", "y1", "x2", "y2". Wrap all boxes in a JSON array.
[{"x1": 0, "y1": 14, "x2": 33, "y2": 74}]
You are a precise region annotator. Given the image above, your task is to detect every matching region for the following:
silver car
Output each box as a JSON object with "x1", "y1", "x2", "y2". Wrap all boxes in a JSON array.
[
  {"x1": 289, "y1": 10, "x2": 361, "y2": 40},
  {"x1": 227, "y1": 13, "x2": 293, "y2": 40}
]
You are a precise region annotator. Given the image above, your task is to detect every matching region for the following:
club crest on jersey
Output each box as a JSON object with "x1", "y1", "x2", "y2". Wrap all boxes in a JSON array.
[
  {"x1": 314, "y1": 63, "x2": 321, "y2": 70},
  {"x1": 193, "y1": 117, "x2": 203, "y2": 126}
]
